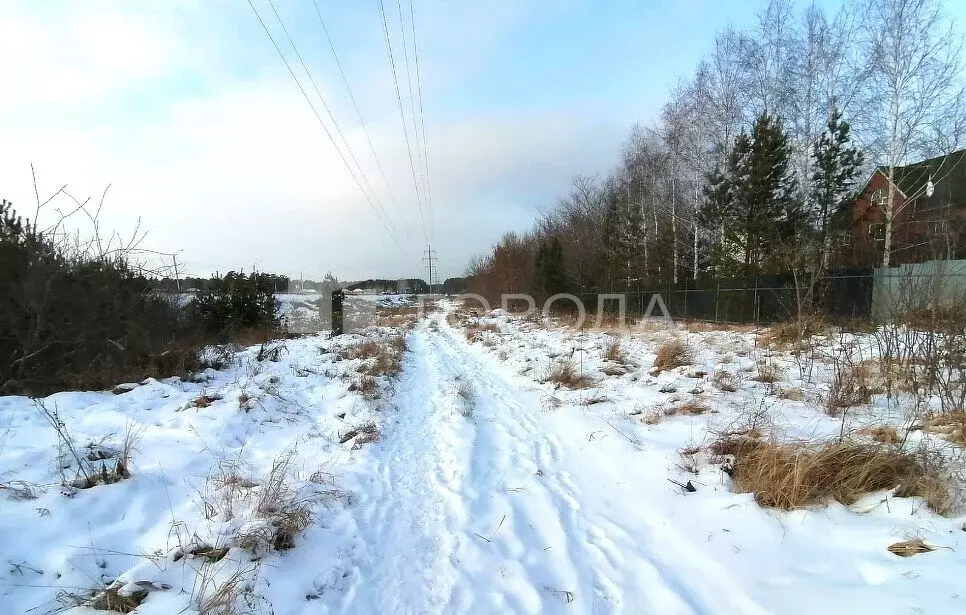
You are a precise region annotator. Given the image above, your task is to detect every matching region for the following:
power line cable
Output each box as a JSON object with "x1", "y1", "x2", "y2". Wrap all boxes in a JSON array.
[
  {"x1": 377, "y1": 0, "x2": 429, "y2": 245},
  {"x1": 407, "y1": 0, "x2": 435, "y2": 242},
  {"x1": 244, "y1": 0, "x2": 402, "y2": 250},
  {"x1": 264, "y1": 0, "x2": 403, "y2": 242},
  {"x1": 310, "y1": 0, "x2": 404, "y2": 235}
]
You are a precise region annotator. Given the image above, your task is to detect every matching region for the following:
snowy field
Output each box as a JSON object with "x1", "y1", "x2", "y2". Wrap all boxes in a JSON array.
[{"x1": 1, "y1": 301, "x2": 965, "y2": 614}]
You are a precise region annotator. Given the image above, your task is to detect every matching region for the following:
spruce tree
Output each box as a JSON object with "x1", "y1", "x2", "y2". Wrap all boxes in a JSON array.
[
  {"x1": 534, "y1": 237, "x2": 567, "y2": 298},
  {"x1": 702, "y1": 114, "x2": 798, "y2": 275},
  {"x1": 810, "y1": 108, "x2": 864, "y2": 266}
]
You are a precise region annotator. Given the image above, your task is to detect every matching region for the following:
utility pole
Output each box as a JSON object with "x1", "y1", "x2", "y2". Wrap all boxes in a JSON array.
[{"x1": 423, "y1": 244, "x2": 439, "y2": 293}]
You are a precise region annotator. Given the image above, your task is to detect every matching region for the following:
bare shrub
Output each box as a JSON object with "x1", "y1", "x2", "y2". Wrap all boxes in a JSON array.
[
  {"x1": 543, "y1": 360, "x2": 593, "y2": 389},
  {"x1": 653, "y1": 339, "x2": 692, "y2": 371},
  {"x1": 712, "y1": 436, "x2": 952, "y2": 514},
  {"x1": 826, "y1": 359, "x2": 876, "y2": 415}
]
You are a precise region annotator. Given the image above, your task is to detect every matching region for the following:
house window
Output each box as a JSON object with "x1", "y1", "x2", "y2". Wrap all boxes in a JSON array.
[
  {"x1": 869, "y1": 223, "x2": 886, "y2": 241},
  {"x1": 837, "y1": 230, "x2": 851, "y2": 246},
  {"x1": 871, "y1": 188, "x2": 887, "y2": 208}
]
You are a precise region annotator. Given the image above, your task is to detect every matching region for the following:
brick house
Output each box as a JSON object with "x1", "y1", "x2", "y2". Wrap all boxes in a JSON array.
[{"x1": 835, "y1": 148, "x2": 966, "y2": 267}]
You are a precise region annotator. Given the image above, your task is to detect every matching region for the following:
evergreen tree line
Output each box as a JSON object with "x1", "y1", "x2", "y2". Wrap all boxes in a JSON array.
[
  {"x1": 0, "y1": 199, "x2": 284, "y2": 395},
  {"x1": 468, "y1": 0, "x2": 964, "y2": 304}
]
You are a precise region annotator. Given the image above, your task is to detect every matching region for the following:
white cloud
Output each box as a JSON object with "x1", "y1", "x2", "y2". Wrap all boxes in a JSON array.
[{"x1": 0, "y1": 0, "x2": 628, "y2": 282}]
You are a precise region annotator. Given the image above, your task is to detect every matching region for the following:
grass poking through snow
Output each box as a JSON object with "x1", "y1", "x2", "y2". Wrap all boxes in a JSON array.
[
  {"x1": 653, "y1": 339, "x2": 693, "y2": 371},
  {"x1": 711, "y1": 435, "x2": 952, "y2": 515}
]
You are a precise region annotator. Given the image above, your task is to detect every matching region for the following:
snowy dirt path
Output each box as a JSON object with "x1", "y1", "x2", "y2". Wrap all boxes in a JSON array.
[{"x1": 327, "y1": 313, "x2": 769, "y2": 615}]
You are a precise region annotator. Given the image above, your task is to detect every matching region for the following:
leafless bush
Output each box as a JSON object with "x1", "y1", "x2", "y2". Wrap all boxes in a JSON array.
[{"x1": 874, "y1": 267, "x2": 966, "y2": 426}]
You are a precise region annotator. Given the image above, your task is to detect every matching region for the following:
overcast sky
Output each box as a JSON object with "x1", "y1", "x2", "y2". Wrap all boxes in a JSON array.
[{"x1": 0, "y1": 0, "x2": 874, "y2": 281}]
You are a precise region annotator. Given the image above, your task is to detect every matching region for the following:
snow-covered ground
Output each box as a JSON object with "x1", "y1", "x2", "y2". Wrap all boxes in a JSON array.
[{"x1": 1, "y1": 303, "x2": 964, "y2": 614}]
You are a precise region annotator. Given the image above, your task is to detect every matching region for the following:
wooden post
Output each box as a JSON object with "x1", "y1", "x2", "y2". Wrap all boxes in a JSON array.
[{"x1": 331, "y1": 289, "x2": 345, "y2": 336}]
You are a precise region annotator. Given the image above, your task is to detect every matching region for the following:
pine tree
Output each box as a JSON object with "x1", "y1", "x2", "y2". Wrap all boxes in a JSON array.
[{"x1": 810, "y1": 108, "x2": 864, "y2": 267}]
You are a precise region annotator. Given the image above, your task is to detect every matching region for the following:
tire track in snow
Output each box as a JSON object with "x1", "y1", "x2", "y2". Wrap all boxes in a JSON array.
[
  {"x1": 432, "y1": 314, "x2": 771, "y2": 615},
  {"x1": 331, "y1": 313, "x2": 769, "y2": 614}
]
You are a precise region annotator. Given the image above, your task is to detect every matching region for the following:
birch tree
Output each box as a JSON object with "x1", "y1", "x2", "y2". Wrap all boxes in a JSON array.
[{"x1": 861, "y1": 0, "x2": 964, "y2": 267}]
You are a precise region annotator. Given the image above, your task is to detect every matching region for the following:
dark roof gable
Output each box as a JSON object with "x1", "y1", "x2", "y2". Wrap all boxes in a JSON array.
[{"x1": 877, "y1": 148, "x2": 966, "y2": 211}]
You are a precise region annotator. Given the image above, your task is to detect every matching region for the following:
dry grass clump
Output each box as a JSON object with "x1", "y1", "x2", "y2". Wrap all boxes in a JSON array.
[
  {"x1": 761, "y1": 317, "x2": 827, "y2": 347},
  {"x1": 70, "y1": 424, "x2": 142, "y2": 490},
  {"x1": 339, "y1": 422, "x2": 380, "y2": 446},
  {"x1": 344, "y1": 336, "x2": 407, "y2": 399},
  {"x1": 0, "y1": 480, "x2": 41, "y2": 501},
  {"x1": 193, "y1": 394, "x2": 223, "y2": 409},
  {"x1": 653, "y1": 339, "x2": 693, "y2": 371},
  {"x1": 602, "y1": 338, "x2": 625, "y2": 363},
  {"x1": 673, "y1": 400, "x2": 711, "y2": 416},
  {"x1": 465, "y1": 321, "x2": 500, "y2": 343},
  {"x1": 712, "y1": 435, "x2": 952, "y2": 514},
  {"x1": 340, "y1": 340, "x2": 382, "y2": 361},
  {"x1": 236, "y1": 455, "x2": 317, "y2": 553},
  {"x1": 375, "y1": 304, "x2": 426, "y2": 328},
  {"x1": 777, "y1": 386, "x2": 804, "y2": 401},
  {"x1": 195, "y1": 567, "x2": 251, "y2": 615},
  {"x1": 712, "y1": 370, "x2": 739, "y2": 392},
  {"x1": 859, "y1": 425, "x2": 901, "y2": 445},
  {"x1": 86, "y1": 585, "x2": 151, "y2": 613},
  {"x1": 923, "y1": 411, "x2": 966, "y2": 446},
  {"x1": 543, "y1": 360, "x2": 593, "y2": 389},
  {"x1": 751, "y1": 359, "x2": 783, "y2": 384},
  {"x1": 888, "y1": 538, "x2": 936, "y2": 557}
]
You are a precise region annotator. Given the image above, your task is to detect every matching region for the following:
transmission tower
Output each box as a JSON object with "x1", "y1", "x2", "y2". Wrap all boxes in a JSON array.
[{"x1": 423, "y1": 244, "x2": 440, "y2": 293}]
